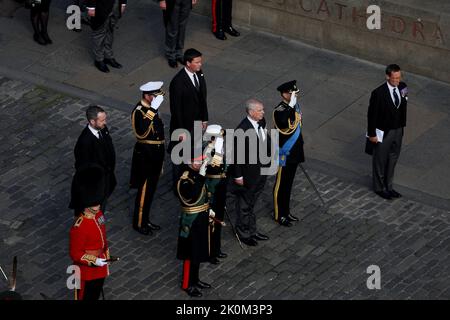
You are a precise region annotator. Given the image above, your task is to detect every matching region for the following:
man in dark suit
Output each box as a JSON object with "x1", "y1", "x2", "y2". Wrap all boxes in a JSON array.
[
  {"x1": 231, "y1": 99, "x2": 270, "y2": 246},
  {"x1": 159, "y1": 0, "x2": 198, "y2": 68},
  {"x1": 86, "y1": 0, "x2": 127, "y2": 73},
  {"x1": 367, "y1": 64, "x2": 408, "y2": 200},
  {"x1": 273, "y1": 80, "x2": 304, "y2": 227},
  {"x1": 70, "y1": 105, "x2": 117, "y2": 214},
  {"x1": 169, "y1": 48, "x2": 208, "y2": 189}
]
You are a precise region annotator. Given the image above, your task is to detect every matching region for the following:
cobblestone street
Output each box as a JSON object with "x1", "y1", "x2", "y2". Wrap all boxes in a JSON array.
[{"x1": 0, "y1": 76, "x2": 449, "y2": 300}]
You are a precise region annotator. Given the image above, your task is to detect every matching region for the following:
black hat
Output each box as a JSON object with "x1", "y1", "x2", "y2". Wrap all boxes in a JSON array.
[
  {"x1": 76, "y1": 165, "x2": 106, "y2": 209},
  {"x1": 277, "y1": 80, "x2": 300, "y2": 94}
]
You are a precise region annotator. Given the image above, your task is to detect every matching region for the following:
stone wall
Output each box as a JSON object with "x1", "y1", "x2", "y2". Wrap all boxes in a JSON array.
[{"x1": 194, "y1": 0, "x2": 450, "y2": 83}]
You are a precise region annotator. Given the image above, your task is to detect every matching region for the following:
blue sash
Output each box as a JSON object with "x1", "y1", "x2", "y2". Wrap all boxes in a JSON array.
[{"x1": 279, "y1": 104, "x2": 301, "y2": 166}]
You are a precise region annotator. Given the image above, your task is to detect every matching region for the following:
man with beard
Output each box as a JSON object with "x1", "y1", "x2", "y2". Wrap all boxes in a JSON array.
[{"x1": 70, "y1": 105, "x2": 116, "y2": 215}]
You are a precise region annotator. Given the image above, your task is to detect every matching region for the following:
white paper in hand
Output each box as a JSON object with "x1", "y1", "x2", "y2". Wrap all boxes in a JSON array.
[{"x1": 366, "y1": 129, "x2": 384, "y2": 143}]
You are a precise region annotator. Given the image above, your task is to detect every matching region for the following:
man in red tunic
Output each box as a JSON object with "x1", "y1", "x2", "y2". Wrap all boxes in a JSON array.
[{"x1": 69, "y1": 165, "x2": 111, "y2": 300}]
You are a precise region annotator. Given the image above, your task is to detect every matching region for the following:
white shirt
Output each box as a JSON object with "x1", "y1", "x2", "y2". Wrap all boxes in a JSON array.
[
  {"x1": 247, "y1": 116, "x2": 266, "y2": 141},
  {"x1": 88, "y1": 125, "x2": 101, "y2": 139},
  {"x1": 386, "y1": 82, "x2": 400, "y2": 107},
  {"x1": 235, "y1": 116, "x2": 266, "y2": 182},
  {"x1": 184, "y1": 67, "x2": 199, "y2": 88}
]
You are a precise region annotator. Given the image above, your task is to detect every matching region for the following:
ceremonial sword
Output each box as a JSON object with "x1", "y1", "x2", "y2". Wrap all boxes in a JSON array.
[
  {"x1": 10, "y1": 256, "x2": 17, "y2": 292},
  {"x1": 0, "y1": 265, "x2": 8, "y2": 282},
  {"x1": 299, "y1": 164, "x2": 327, "y2": 207},
  {"x1": 224, "y1": 206, "x2": 244, "y2": 250}
]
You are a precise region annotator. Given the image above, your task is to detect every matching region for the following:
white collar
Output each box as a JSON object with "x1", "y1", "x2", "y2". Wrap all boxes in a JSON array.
[
  {"x1": 88, "y1": 124, "x2": 100, "y2": 139},
  {"x1": 247, "y1": 116, "x2": 260, "y2": 129},
  {"x1": 386, "y1": 81, "x2": 398, "y2": 91},
  {"x1": 185, "y1": 67, "x2": 196, "y2": 78}
]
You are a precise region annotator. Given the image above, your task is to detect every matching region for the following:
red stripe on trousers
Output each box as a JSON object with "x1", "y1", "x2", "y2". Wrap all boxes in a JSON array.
[
  {"x1": 212, "y1": 0, "x2": 218, "y2": 32},
  {"x1": 182, "y1": 260, "x2": 191, "y2": 289}
]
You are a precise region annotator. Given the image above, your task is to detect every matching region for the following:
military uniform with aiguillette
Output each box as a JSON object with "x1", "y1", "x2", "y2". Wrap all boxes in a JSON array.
[
  {"x1": 273, "y1": 80, "x2": 304, "y2": 227},
  {"x1": 130, "y1": 82, "x2": 165, "y2": 235}
]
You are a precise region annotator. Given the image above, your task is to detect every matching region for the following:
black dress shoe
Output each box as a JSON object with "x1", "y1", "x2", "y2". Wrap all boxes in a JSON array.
[
  {"x1": 213, "y1": 30, "x2": 227, "y2": 40},
  {"x1": 133, "y1": 225, "x2": 152, "y2": 235},
  {"x1": 147, "y1": 222, "x2": 161, "y2": 230},
  {"x1": 278, "y1": 217, "x2": 292, "y2": 227},
  {"x1": 41, "y1": 33, "x2": 52, "y2": 44},
  {"x1": 184, "y1": 287, "x2": 202, "y2": 297},
  {"x1": 94, "y1": 60, "x2": 110, "y2": 73},
  {"x1": 168, "y1": 59, "x2": 178, "y2": 68},
  {"x1": 224, "y1": 26, "x2": 240, "y2": 37},
  {"x1": 209, "y1": 257, "x2": 220, "y2": 265},
  {"x1": 217, "y1": 252, "x2": 228, "y2": 259},
  {"x1": 287, "y1": 214, "x2": 299, "y2": 222},
  {"x1": 196, "y1": 280, "x2": 211, "y2": 289},
  {"x1": 375, "y1": 191, "x2": 392, "y2": 200},
  {"x1": 388, "y1": 190, "x2": 402, "y2": 198},
  {"x1": 33, "y1": 33, "x2": 47, "y2": 46},
  {"x1": 252, "y1": 233, "x2": 269, "y2": 241},
  {"x1": 104, "y1": 58, "x2": 122, "y2": 69},
  {"x1": 241, "y1": 237, "x2": 258, "y2": 246}
]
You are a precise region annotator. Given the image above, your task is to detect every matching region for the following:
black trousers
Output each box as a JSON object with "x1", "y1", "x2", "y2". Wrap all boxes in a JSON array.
[
  {"x1": 133, "y1": 153, "x2": 164, "y2": 229},
  {"x1": 232, "y1": 176, "x2": 266, "y2": 240},
  {"x1": 273, "y1": 163, "x2": 298, "y2": 221},
  {"x1": 76, "y1": 278, "x2": 105, "y2": 300},
  {"x1": 211, "y1": 0, "x2": 233, "y2": 32},
  {"x1": 209, "y1": 180, "x2": 227, "y2": 257},
  {"x1": 372, "y1": 128, "x2": 403, "y2": 193}
]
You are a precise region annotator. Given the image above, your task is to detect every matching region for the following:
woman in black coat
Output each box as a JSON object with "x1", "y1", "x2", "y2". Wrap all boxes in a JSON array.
[{"x1": 30, "y1": 0, "x2": 52, "y2": 45}]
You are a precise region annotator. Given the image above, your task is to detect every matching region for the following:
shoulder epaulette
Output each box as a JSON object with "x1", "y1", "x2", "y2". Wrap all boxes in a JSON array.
[
  {"x1": 275, "y1": 103, "x2": 287, "y2": 111},
  {"x1": 180, "y1": 171, "x2": 190, "y2": 180},
  {"x1": 74, "y1": 216, "x2": 83, "y2": 228}
]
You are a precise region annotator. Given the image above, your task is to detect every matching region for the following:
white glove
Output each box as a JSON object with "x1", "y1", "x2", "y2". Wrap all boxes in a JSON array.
[
  {"x1": 214, "y1": 137, "x2": 224, "y2": 154},
  {"x1": 209, "y1": 209, "x2": 216, "y2": 218},
  {"x1": 288, "y1": 93, "x2": 297, "y2": 108},
  {"x1": 151, "y1": 95, "x2": 164, "y2": 110},
  {"x1": 94, "y1": 258, "x2": 108, "y2": 267}
]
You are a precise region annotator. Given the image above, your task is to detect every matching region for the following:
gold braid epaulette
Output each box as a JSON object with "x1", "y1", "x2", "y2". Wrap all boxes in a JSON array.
[
  {"x1": 273, "y1": 106, "x2": 301, "y2": 136},
  {"x1": 132, "y1": 102, "x2": 155, "y2": 139}
]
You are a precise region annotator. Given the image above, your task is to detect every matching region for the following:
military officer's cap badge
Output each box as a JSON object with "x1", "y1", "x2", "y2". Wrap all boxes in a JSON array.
[
  {"x1": 140, "y1": 81, "x2": 165, "y2": 96},
  {"x1": 277, "y1": 80, "x2": 300, "y2": 94}
]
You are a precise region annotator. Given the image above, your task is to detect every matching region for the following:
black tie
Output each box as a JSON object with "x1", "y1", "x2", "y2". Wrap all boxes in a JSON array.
[
  {"x1": 193, "y1": 73, "x2": 199, "y2": 91},
  {"x1": 393, "y1": 88, "x2": 400, "y2": 108},
  {"x1": 98, "y1": 130, "x2": 103, "y2": 140}
]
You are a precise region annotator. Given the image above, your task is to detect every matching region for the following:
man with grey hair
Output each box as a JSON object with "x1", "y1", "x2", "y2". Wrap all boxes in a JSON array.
[{"x1": 230, "y1": 99, "x2": 270, "y2": 246}]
